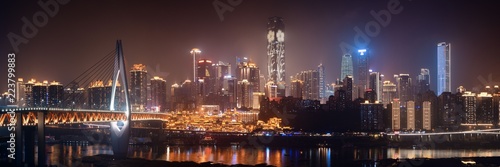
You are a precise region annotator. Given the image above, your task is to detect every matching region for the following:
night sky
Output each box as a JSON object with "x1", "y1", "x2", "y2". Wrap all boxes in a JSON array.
[{"x1": 1, "y1": 0, "x2": 500, "y2": 93}]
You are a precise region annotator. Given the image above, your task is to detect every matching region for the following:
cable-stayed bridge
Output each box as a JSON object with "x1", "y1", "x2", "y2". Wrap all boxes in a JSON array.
[{"x1": 1, "y1": 40, "x2": 161, "y2": 166}]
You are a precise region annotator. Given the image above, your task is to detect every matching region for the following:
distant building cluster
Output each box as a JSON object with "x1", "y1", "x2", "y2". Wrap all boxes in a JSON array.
[
  {"x1": 10, "y1": 64, "x2": 168, "y2": 112},
  {"x1": 2, "y1": 15, "x2": 498, "y2": 135}
]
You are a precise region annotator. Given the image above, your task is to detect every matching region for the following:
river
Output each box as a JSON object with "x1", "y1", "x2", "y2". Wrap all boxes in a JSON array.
[{"x1": 41, "y1": 143, "x2": 500, "y2": 167}]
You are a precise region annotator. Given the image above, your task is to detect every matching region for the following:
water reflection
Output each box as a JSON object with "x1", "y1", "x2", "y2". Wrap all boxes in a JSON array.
[
  {"x1": 43, "y1": 144, "x2": 500, "y2": 167},
  {"x1": 387, "y1": 148, "x2": 500, "y2": 159}
]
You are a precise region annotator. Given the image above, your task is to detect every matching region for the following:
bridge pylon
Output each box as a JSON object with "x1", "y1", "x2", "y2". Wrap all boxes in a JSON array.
[{"x1": 109, "y1": 40, "x2": 131, "y2": 159}]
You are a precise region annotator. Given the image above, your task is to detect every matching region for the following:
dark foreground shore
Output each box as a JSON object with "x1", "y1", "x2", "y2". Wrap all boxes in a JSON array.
[
  {"x1": 81, "y1": 154, "x2": 500, "y2": 167},
  {"x1": 340, "y1": 157, "x2": 500, "y2": 167},
  {"x1": 81, "y1": 154, "x2": 276, "y2": 167}
]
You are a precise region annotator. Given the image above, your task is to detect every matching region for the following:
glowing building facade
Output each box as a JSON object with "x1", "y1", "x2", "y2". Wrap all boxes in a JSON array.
[
  {"x1": 341, "y1": 54, "x2": 353, "y2": 80},
  {"x1": 437, "y1": 42, "x2": 451, "y2": 95},
  {"x1": 267, "y1": 16, "x2": 286, "y2": 97},
  {"x1": 267, "y1": 16, "x2": 285, "y2": 83},
  {"x1": 130, "y1": 64, "x2": 148, "y2": 112},
  {"x1": 150, "y1": 76, "x2": 167, "y2": 112},
  {"x1": 357, "y1": 49, "x2": 369, "y2": 96}
]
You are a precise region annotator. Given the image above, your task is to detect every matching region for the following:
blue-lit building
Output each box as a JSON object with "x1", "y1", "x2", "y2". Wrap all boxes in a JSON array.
[
  {"x1": 357, "y1": 49, "x2": 369, "y2": 97},
  {"x1": 437, "y1": 42, "x2": 451, "y2": 96}
]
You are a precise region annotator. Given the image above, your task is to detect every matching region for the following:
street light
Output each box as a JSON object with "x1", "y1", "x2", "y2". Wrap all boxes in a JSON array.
[{"x1": 190, "y1": 48, "x2": 201, "y2": 82}]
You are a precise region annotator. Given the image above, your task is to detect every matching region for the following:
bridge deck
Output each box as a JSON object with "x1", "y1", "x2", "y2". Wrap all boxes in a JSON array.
[{"x1": 0, "y1": 108, "x2": 169, "y2": 126}]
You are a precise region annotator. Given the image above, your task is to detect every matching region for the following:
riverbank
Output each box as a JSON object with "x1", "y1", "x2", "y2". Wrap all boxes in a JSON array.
[
  {"x1": 81, "y1": 154, "x2": 276, "y2": 167},
  {"x1": 361, "y1": 157, "x2": 500, "y2": 167}
]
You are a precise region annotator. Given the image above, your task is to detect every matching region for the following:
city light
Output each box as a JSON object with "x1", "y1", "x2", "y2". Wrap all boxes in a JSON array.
[{"x1": 358, "y1": 49, "x2": 367, "y2": 55}]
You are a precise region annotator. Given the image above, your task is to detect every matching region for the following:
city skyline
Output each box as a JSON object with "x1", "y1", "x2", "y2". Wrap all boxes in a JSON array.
[{"x1": 1, "y1": 1, "x2": 500, "y2": 93}]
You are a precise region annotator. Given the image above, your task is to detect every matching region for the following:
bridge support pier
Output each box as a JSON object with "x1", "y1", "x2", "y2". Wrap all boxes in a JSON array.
[
  {"x1": 38, "y1": 111, "x2": 46, "y2": 167},
  {"x1": 15, "y1": 112, "x2": 23, "y2": 166},
  {"x1": 25, "y1": 126, "x2": 35, "y2": 167},
  {"x1": 13, "y1": 111, "x2": 45, "y2": 167},
  {"x1": 110, "y1": 121, "x2": 130, "y2": 159}
]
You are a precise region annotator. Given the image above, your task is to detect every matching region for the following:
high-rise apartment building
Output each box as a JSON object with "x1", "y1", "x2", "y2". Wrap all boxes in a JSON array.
[
  {"x1": 407, "y1": 101, "x2": 415, "y2": 130},
  {"x1": 150, "y1": 76, "x2": 167, "y2": 112},
  {"x1": 382, "y1": 81, "x2": 397, "y2": 107},
  {"x1": 343, "y1": 75, "x2": 354, "y2": 101},
  {"x1": 391, "y1": 99, "x2": 401, "y2": 130},
  {"x1": 477, "y1": 92, "x2": 493, "y2": 125},
  {"x1": 369, "y1": 71, "x2": 381, "y2": 102},
  {"x1": 236, "y1": 57, "x2": 260, "y2": 93},
  {"x1": 32, "y1": 81, "x2": 48, "y2": 107},
  {"x1": 422, "y1": 101, "x2": 432, "y2": 130},
  {"x1": 130, "y1": 64, "x2": 148, "y2": 112},
  {"x1": 48, "y1": 81, "x2": 64, "y2": 107},
  {"x1": 360, "y1": 101, "x2": 384, "y2": 131},
  {"x1": 417, "y1": 68, "x2": 430, "y2": 94},
  {"x1": 396, "y1": 74, "x2": 412, "y2": 106},
  {"x1": 293, "y1": 70, "x2": 320, "y2": 101},
  {"x1": 462, "y1": 91, "x2": 476, "y2": 124}
]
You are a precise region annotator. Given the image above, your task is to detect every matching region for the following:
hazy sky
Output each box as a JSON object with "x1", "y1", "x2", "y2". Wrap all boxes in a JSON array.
[{"x1": 1, "y1": 0, "x2": 500, "y2": 92}]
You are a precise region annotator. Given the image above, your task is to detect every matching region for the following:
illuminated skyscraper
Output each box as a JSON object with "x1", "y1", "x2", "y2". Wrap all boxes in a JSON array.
[
  {"x1": 130, "y1": 64, "x2": 148, "y2": 112},
  {"x1": 32, "y1": 81, "x2": 48, "y2": 107},
  {"x1": 290, "y1": 79, "x2": 303, "y2": 98},
  {"x1": 197, "y1": 59, "x2": 214, "y2": 98},
  {"x1": 170, "y1": 83, "x2": 181, "y2": 111},
  {"x1": 382, "y1": 81, "x2": 397, "y2": 107},
  {"x1": 267, "y1": 16, "x2": 285, "y2": 84},
  {"x1": 407, "y1": 101, "x2": 415, "y2": 130},
  {"x1": 64, "y1": 82, "x2": 85, "y2": 109},
  {"x1": 236, "y1": 79, "x2": 253, "y2": 108},
  {"x1": 360, "y1": 101, "x2": 384, "y2": 131},
  {"x1": 391, "y1": 99, "x2": 401, "y2": 130},
  {"x1": 223, "y1": 76, "x2": 237, "y2": 108},
  {"x1": 396, "y1": 74, "x2": 412, "y2": 105},
  {"x1": 477, "y1": 92, "x2": 493, "y2": 125},
  {"x1": 357, "y1": 49, "x2": 369, "y2": 96},
  {"x1": 369, "y1": 71, "x2": 381, "y2": 102},
  {"x1": 318, "y1": 64, "x2": 325, "y2": 101},
  {"x1": 437, "y1": 92, "x2": 459, "y2": 127},
  {"x1": 88, "y1": 80, "x2": 123, "y2": 110},
  {"x1": 417, "y1": 68, "x2": 431, "y2": 94},
  {"x1": 197, "y1": 59, "x2": 213, "y2": 79},
  {"x1": 88, "y1": 80, "x2": 110, "y2": 110},
  {"x1": 341, "y1": 54, "x2": 353, "y2": 80},
  {"x1": 293, "y1": 70, "x2": 320, "y2": 101},
  {"x1": 343, "y1": 75, "x2": 353, "y2": 101},
  {"x1": 265, "y1": 81, "x2": 278, "y2": 100},
  {"x1": 236, "y1": 57, "x2": 260, "y2": 92},
  {"x1": 462, "y1": 91, "x2": 476, "y2": 124},
  {"x1": 437, "y1": 42, "x2": 451, "y2": 95},
  {"x1": 213, "y1": 61, "x2": 231, "y2": 95},
  {"x1": 48, "y1": 81, "x2": 64, "y2": 107},
  {"x1": 422, "y1": 101, "x2": 432, "y2": 130},
  {"x1": 150, "y1": 76, "x2": 167, "y2": 112},
  {"x1": 15, "y1": 78, "x2": 25, "y2": 106},
  {"x1": 24, "y1": 79, "x2": 35, "y2": 107}
]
